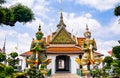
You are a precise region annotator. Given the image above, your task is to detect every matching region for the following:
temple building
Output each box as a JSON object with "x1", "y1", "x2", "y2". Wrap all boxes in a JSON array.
[{"x1": 20, "y1": 11, "x2": 103, "y2": 74}]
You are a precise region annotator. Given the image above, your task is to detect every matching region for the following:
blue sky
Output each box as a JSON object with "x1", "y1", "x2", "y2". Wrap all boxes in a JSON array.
[{"x1": 0, "y1": 0, "x2": 120, "y2": 55}]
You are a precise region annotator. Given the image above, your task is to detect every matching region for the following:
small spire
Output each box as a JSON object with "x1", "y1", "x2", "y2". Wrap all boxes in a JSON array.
[
  {"x1": 2, "y1": 37, "x2": 6, "y2": 54},
  {"x1": 38, "y1": 24, "x2": 41, "y2": 31},
  {"x1": 57, "y1": 0, "x2": 66, "y2": 28}
]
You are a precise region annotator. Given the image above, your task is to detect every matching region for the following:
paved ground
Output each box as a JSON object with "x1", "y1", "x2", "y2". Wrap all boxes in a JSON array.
[{"x1": 50, "y1": 73, "x2": 80, "y2": 78}]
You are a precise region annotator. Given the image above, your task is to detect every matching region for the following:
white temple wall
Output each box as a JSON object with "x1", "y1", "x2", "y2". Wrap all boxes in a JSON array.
[
  {"x1": 47, "y1": 54, "x2": 79, "y2": 74},
  {"x1": 47, "y1": 54, "x2": 56, "y2": 74},
  {"x1": 70, "y1": 54, "x2": 79, "y2": 74},
  {"x1": 21, "y1": 56, "x2": 26, "y2": 70}
]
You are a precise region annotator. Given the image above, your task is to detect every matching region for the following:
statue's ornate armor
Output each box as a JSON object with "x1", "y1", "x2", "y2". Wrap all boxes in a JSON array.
[
  {"x1": 27, "y1": 25, "x2": 51, "y2": 70},
  {"x1": 81, "y1": 39, "x2": 97, "y2": 65},
  {"x1": 76, "y1": 25, "x2": 102, "y2": 68}
]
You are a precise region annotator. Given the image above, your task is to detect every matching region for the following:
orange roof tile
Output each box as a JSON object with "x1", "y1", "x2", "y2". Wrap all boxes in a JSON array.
[
  {"x1": 20, "y1": 51, "x2": 32, "y2": 57},
  {"x1": 20, "y1": 46, "x2": 83, "y2": 56},
  {"x1": 20, "y1": 51, "x2": 103, "y2": 57},
  {"x1": 20, "y1": 50, "x2": 103, "y2": 57},
  {"x1": 46, "y1": 47, "x2": 82, "y2": 54}
]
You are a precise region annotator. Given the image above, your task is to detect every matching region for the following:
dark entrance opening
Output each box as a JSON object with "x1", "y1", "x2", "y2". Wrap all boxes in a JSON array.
[{"x1": 55, "y1": 55, "x2": 70, "y2": 72}]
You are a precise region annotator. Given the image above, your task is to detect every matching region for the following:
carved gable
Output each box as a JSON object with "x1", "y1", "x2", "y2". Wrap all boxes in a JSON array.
[{"x1": 51, "y1": 27, "x2": 75, "y2": 44}]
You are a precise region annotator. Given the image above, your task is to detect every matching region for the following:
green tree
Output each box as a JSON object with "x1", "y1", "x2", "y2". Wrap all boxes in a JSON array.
[
  {"x1": 0, "y1": 0, "x2": 34, "y2": 26},
  {"x1": 5, "y1": 66, "x2": 14, "y2": 77},
  {"x1": 103, "y1": 56, "x2": 113, "y2": 67},
  {"x1": 27, "y1": 65, "x2": 44, "y2": 78},
  {"x1": 114, "y1": 6, "x2": 120, "y2": 16},
  {"x1": 114, "y1": 6, "x2": 120, "y2": 42},
  {"x1": 0, "y1": 0, "x2": 5, "y2": 4},
  {"x1": 0, "y1": 65, "x2": 14, "y2": 78},
  {"x1": 10, "y1": 52, "x2": 18, "y2": 59},
  {"x1": 8, "y1": 52, "x2": 19, "y2": 68},
  {"x1": 112, "y1": 45, "x2": 120, "y2": 76},
  {"x1": 112, "y1": 46, "x2": 120, "y2": 60},
  {"x1": 0, "y1": 53, "x2": 6, "y2": 63}
]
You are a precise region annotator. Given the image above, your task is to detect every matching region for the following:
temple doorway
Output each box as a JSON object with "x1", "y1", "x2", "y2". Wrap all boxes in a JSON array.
[{"x1": 55, "y1": 55, "x2": 70, "y2": 72}]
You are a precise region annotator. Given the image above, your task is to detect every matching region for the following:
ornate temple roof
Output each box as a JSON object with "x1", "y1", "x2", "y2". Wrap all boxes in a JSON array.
[
  {"x1": 50, "y1": 26, "x2": 75, "y2": 44},
  {"x1": 20, "y1": 7, "x2": 104, "y2": 57},
  {"x1": 20, "y1": 50, "x2": 103, "y2": 57}
]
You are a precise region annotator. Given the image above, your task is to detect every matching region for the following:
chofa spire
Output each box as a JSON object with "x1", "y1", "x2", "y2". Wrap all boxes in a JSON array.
[{"x1": 57, "y1": 0, "x2": 66, "y2": 28}]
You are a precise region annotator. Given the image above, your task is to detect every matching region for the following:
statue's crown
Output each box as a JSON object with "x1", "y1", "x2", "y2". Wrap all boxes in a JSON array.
[
  {"x1": 84, "y1": 25, "x2": 91, "y2": 38},
  {"x1": 36, "y1": 24, "x2": 43, "y2": 35}
]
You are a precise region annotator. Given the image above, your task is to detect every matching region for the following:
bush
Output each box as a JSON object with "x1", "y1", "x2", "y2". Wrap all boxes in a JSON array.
[
  {"x1": 0, "y1": 53, "x2": 6, "y2": 62},
  {"x1": 5, "y1": 66, "x2": 14, "y2": 76},
  {"x1": 10, "y1": 52, "x2": 18, "y2": 59}
]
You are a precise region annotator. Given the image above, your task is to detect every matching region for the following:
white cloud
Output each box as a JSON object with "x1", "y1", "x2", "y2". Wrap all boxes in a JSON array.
[
  {"x1": 3, "y1": 0, "x2": 50, "y2": 19},
  {"x1": 1, "y1": 0, "x2": 120, "y2": 56},
  {"x1": 26, "y1": 17, "x2": 44, "y2": 31},
  {"x1": 62, "y1": 12, "x2": 101, "y2": 36},
  {"x1": 76, "y1": 0, "x2": 120, "y2": 11},
  {"x1": 96, "y1": 39, "x2": 119, "y2": 55},
  {"x1": 15, "y1": 32, "x2": 31, "y2": 54},
  {"x1": 110, "y1": 18, "x2": 120, "y2": 35},
  {"x1": 3, "y1": 0, "x2": 34, "y2": 8},
  {"x1": 0, "y1": 29, "x2": 17, "y2": 38},
  {"x1": 60, "y1": 12, "x2": 120, "y2": 55},
  {"x1": 0, "y1": 27, "x2": 31, "y2": 54},
  {"x1": 84, "y1": 13, "x2": 92, "y2": 18},
  {"x1": 32, "y1": 0, "x2": 50, "y2": 19},
  {"x1": 26, "y1": 16, "x2": 58, "y2": 37}
]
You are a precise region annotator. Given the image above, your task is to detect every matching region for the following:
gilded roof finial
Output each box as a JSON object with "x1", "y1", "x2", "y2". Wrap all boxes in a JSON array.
[{"x1": 57, "y1": 0, "x2": 66, "y2": 28}]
